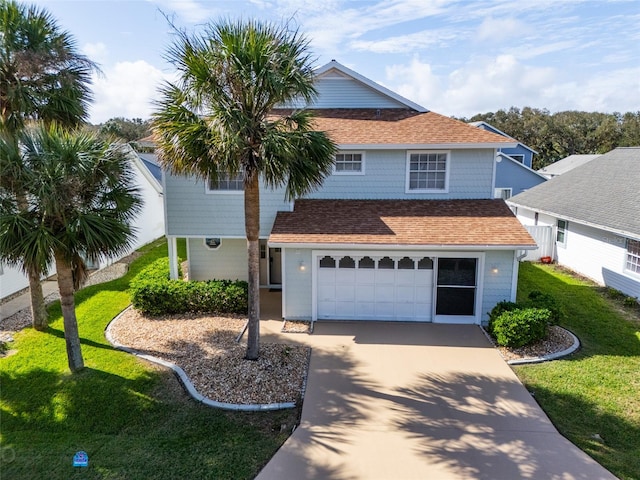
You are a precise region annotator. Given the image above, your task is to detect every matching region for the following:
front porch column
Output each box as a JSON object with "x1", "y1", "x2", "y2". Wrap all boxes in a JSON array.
[{"x1": 168, "y1": 236, "x2": 179, "y2": 280}]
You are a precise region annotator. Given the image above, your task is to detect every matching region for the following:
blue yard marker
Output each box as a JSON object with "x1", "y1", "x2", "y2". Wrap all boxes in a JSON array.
[{"x1": 73, "y1": 451, "x2": 89, "y2": 467}]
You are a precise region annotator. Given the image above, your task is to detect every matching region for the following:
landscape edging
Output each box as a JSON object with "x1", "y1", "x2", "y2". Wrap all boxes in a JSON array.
[{"x1": 105, "y1": 306, "x2": 296, "y2": 411}]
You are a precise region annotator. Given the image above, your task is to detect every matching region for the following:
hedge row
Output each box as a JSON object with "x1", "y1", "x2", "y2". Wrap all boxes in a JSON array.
[
  {"x1": 130, "y1": 258, "x2": 248, "y2": 316},
  {"x1": 487, "y1": 291, "x2": 562, "y2": 348}
]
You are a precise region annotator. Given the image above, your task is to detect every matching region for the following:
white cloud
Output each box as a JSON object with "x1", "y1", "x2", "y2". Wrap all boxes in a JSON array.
[
  {"x1": 476, "y1": 16, "x2": 530, "y2": 42},
  {"x1": 351, "y1": 29, "x2": 457, "y2": 54},
  {"x1": 541, "y1": 67, "x2": 640, "y2": 113},
  {"x1": 385, "y1": 55, "x2": 639, "y2": 117},
  {"x1": 88, "y1": 61, "x2": 170, "y2": 124},
  {"x1": 385, "y1": 55, "x2": 556, "y2": 116},
  {"x1": 385, "y1": 58, "x2": 442, "y2": 109},
  {"x1": 82, "y1": 42, "x2": 109, "y2": 64},
  {"x1": 150, "y1": 0, "x2": 218, "y2": 24}
]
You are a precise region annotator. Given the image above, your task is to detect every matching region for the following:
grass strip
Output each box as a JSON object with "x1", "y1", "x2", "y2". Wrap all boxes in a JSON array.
[
  {"x1": 515, "y1": 262, "x2": 640, "y2": 480},
  {"x1": 1, "y1": 239, "x2": 297, "y2": 479}
]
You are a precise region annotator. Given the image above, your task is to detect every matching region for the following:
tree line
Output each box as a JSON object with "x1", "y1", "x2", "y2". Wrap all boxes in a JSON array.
[{"x1": 460, "y1": 108, "x2": 640, "y2": 170}]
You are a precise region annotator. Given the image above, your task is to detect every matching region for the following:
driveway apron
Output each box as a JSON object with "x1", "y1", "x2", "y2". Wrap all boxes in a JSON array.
[{"x1": 257, "y1": 321, "x2": 615, "y2": 480}]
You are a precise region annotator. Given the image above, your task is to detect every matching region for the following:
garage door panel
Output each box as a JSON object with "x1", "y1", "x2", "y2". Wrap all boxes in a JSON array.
[
  {"x1": 396, "y1": 286, "x2": 415, "y2": 302},
  {"x1": 335, "y1": 285, "x2": 355, "y2": 302},
  {"x1": 317, "y1": 253, "x2": 434, "y2": 322},
  {"x1": 336, "y1": 269, "x2": 355, "y2": 283}
]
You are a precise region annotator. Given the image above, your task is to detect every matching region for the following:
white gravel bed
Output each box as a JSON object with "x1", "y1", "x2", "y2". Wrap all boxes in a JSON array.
[
  {"x1": 495, "y1": 325, "x2": 576, "y2": 362},
  {"x1": 109, "y1": 308, "x2": 310, "y2": 406}
]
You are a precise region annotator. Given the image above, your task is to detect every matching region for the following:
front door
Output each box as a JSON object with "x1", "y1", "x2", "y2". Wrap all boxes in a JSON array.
[{"x1": 269, "y1": 248, "x2": 282, "y2": 285}]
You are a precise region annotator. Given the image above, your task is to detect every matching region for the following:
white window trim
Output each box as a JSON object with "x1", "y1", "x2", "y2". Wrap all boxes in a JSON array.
[
  {"x1": 205, "y1": 172, "x2": 244, "y2": 194},
  {"x1": 509, "y1": 154, "x2": 525, "y2": 163},
  {"x1": 624, "y1": 238, "x2": 640, "y2": 277},
  {"x1": 203, "y1": 238, "x2": 222, "y2": 250},
  {"x1": 332, "y1": 151, "x2": 365, "y2": 176},
  {"x1": 405, "y1": 150, "x2": 450, "y2": 194},
  {"x1": 494, "y1": 187, "x2": 512, "y2": 199},
  {"x1": 556, "y1": 219, "x2": 568, "y2": 247}
]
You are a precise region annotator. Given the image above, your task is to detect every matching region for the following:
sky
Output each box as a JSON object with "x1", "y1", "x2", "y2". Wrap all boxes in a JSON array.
[{"x1": 29, "y1": 0, "x2": 640, "y2": 124}]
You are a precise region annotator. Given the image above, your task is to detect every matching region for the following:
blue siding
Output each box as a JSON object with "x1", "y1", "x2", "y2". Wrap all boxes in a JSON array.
[
  {"x1": 495, "y1": 159, "x2": 546, "y2": 196},
  {"x1": 283, "y1": 249, "x2": 313, "y2": 320},
  {"x1": 164, "y1": 173, "x2": 290, "y2": 237},
  {"x1": 308, "y1": 149, "x2": 494, "y2": 200},
  {"x1": 283, "y1": 77, "x2": 407, "y2": 109},
  {"x1": 498, "y1": 145, "x2": 534, "y2": 168},
  {"x1": 481, "y1": 251, "x2": 517, "y2": 324},
  {"x1": 188, "y1": 238, "x2": 247, "y2": 281}
]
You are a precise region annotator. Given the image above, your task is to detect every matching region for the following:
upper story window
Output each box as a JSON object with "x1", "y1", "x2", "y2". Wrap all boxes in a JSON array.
[
  {"x1": 406, "y1": 151, "x2": 449, "y2": 193},
  {"x1": 333, "y1": 152, "x2": 364, "y2": 175},
  {"x1": 556, "y1": 219, "x2": 568, "y2": 246},
  {"x1": 626, "y1": 238, "x2": 640, "y2": 275},
  {"x1": 509, "y1": 154, "x2": 525, "y2": 163},
  {"x1": 207, "y1": 171, "x2": 243, "y2": 192}
]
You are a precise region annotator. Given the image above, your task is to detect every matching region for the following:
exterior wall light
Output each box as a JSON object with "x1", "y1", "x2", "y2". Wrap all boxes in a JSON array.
[{"x1": 299, "y1": 260, "x2": 306, "y2": 271}]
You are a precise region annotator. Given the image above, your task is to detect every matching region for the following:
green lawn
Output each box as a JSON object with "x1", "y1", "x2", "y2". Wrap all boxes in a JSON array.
[
  {"x1": 515, "y1": 262, "x2": 640, "y2": 480},
  {"x1": 0, "y1": 239, "x2": 298, "y2": 480}
]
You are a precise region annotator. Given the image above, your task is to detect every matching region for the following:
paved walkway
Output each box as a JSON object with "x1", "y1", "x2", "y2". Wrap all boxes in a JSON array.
[{"x1": 258, "y1": 317, "x2": 616, "y2": 479}]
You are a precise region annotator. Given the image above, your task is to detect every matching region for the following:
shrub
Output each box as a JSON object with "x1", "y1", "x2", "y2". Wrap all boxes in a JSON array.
[
  {"x1": 623, "y1": 296, "x2": 639, "y2": 308},
  {"x1": 492, "y1": 308, "x2": 551, "y2": 348},
  {"x1": 487, "y1": 301, "x2": 520, "y2": 336},
  {"x1": 130, "y1": 258, "x2": 248, "y2": 316},
  {"x1": 606, "y1": 287, "x2": 624, "y2": 299},
  {"x1": 526, "y1": 290, "x2": 563, "y2": 325}
]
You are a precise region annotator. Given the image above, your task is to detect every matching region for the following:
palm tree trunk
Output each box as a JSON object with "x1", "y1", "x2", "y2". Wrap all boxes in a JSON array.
[
  {"x1": 244, "y1": 174, "x2": 261, "y2": 360},
  {"x1": 54, "y1": 250, "x2": 85, "y2": 372},
  {"x1": 17, "y1": 192, "x2": 48, "y2": 330},
  {"x1": 28, "y1": 270, "x2": 48, "y2": 330}
]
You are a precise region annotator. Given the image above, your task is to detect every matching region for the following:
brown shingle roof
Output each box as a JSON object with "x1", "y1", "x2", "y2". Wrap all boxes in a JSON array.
[
  {"x1": 269, "y1": 199, "x2": 536, "y2": 247},
  {"x1": 271, "y1": 109, "x2": 514, "y2": 146}
]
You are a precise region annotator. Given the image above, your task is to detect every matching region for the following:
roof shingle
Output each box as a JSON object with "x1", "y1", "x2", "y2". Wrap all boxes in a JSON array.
[
  {"x1": 271, "y1": 109, "x2": 515, "y2": 146},
  {"x1": 269, "y1": 199, "x2": 536, "y2": 247},
  {"x1": 509, "y1": 147, "x2": 640, "y2": 238}
]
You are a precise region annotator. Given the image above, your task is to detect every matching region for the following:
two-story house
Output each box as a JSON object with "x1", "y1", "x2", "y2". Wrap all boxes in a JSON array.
[{"x1": 163, "y1": 61, "x2": 536, "y2": 326}]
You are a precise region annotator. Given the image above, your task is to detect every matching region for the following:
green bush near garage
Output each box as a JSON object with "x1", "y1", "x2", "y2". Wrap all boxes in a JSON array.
[
  {"x1": 130, "y1": 258, "x2": 248, "y2": 316},
  {"x1": 487, "y1": 290, "x2": 562, "y2": 346},
  {"x1": 491, "y1": 307, "x2": 552, "y2": 348}
]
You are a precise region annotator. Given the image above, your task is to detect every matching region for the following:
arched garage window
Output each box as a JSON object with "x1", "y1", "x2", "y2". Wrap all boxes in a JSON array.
[
  {"x1": 358, "y1": 256, "x2": 375, "y2": 269},
  {"x1": 436, "y1": 258, "x2": 477, "y2": 316},
  {"x1": 378, "y1": 257, "x2": 395, "y2": 269},
  {"x1": 339, "y1": 256, "x2": 356, "y2": 268},
  {"x1": 319, "y1": 256, "x2": 335, "y2": 268}
]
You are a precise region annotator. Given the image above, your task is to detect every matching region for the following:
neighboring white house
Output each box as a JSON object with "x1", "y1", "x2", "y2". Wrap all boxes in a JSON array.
[
  {"x1": 537, "y1": 154, "x2": 601, "y2": 179},
  {"x1": 0, "y1": 146, "x2": 165, "y2": 301},
  {"x1": 162, "y1": 60, "x2": 537, "y2": 326},
  {"x1": 508, "y1": 147, "x2": 640, "y2": 300}
]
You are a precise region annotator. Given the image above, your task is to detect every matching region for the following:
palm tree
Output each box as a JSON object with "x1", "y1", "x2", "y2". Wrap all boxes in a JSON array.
[
  {"x1": 0, "y1": 125, "x2": 141, "y2": 371},
  {"x1": 0, "y1": 0, "x2": 97, "y2": 330},
  {"x1": 152, "y1": 19, "x2": 335, "y2": 360}
]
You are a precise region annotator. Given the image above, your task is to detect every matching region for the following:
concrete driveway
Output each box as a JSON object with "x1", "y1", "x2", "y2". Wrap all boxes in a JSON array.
[{"x1": 257, "y1": 321, "x2": 615, "y2": 480}]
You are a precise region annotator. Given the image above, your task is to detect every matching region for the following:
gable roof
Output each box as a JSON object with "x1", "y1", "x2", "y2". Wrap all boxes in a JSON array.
[
  {"x1": 537, "y1": 154, "x2": 601, "y2": 178},
  {"x1": 508, "y1": 147, "x2": 640, "y2": 238},
  {"x1": 498, "y1": 152, "x2": 548, "y2": 180},
  {"x1": 469, "y1": 121, "x2": 538, "y2": 154},
  {"x1": 315, "y1": 60, "x2": 427, "y2": 112},
  {"x1": 270, "y1": 199, "x2": 536, "y2": 248},
  {"x1": 272, "y1": 108, "x2": 516, "y2": 148}
]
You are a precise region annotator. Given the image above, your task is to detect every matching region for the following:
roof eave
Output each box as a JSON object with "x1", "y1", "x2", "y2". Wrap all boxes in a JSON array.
[
  {"x1": 506, "y1": 202, "x2": 640, "y2": 241},
  {"x1": 268, "y1": 241, "x2": 537, "y2": 250},
  {"x1": 338, "y1": 142, "x2": 518, "y2": 150}
]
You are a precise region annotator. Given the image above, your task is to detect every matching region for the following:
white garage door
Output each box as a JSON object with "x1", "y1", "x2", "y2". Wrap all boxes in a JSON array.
[{"x1": 317, "y1": 254, "x2": 434, "y2": 321}]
